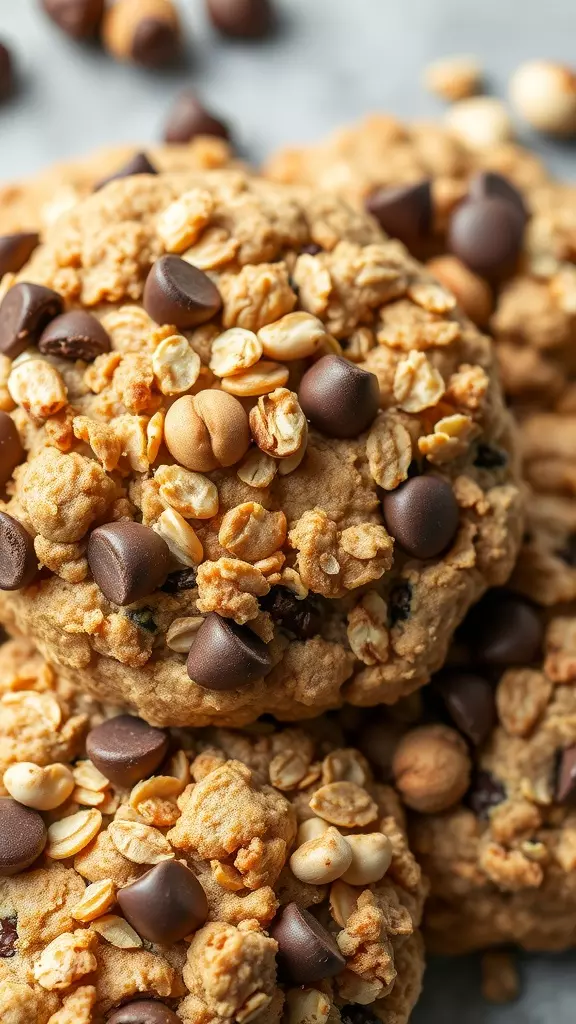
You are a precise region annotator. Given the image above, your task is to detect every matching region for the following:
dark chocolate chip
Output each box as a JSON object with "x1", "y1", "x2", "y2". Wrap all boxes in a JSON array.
[
  {"x1": 473, "y1": 442, "x2": 508, "y2": 470},
  {"x1": 464, "y1": 591, "x2": 543, "y2": 667},
  {"x1": 107, "y1": 1002, "x2": 181, "y2": 1024},
  {"x1": 468, "y1": 171, "x2": 528, "y2": 224},
  {"x1": 187, "y1": 612, "x2": 272, "y2": 690},
  {"x1": 205, "y1": 0, "x2": 273, "y2": 38},
  {"x1": 125, "y1": 607, "x2": 158, "y2": 634},
  {"x1": 382, "y1": 476, "x2": 459, "y2": 560},
  {"x1": 86, "y1": 714, "x2": 169, "y2": 788},
  {"x1": 87, "y1": 521, "x2": 170, "y2": 606},
  {"x1": 144, "y1": 255, "x2": 222, "y2": 329},
  {"x1": 558, "y1": 534, "x2": 576, "y2": 567},
  {"x1": 299, "y1": 243, "x2": 323, "y2": 256},
  {"x1": 260, "y1": 587, "x2": 320, "y2": 639},
  {"x1": 0, "y1": 43, "x2": 14, "y2": 102},
  {"x1": 41, "y1": 0, "x2": 104, "y2": 38},
  {"x1": 38, "y1": 310, "x2": 111, "y2": 361},
  {"x1": 341, "y1": 1005, "x2": 381, "y2": 1024},
  {"x1": 448, "y1": 196, "x2": 525, "y2": 280},
  {"x1": 0, "y1": 282, "x2": 64, "y2": 359},
  {"x1": 388, "y1": 580, "x2": 412, "y2": 626},
  {"x1": 163, "y1": 91, "x2": 230, "y2": 144},
  {"x1": 0, "y1": 411, "x2": 24, "y2": 488},
  {"x1": 436, "y1": 669, "x2": 495, "y2": 746},
  {"x1": 298, "y1": 354, "x2": 380, "y2": 439},
  {"x1": 118, "y1": 861, "x2": 209, "y2": 944},
  {"x1": 95, "y1": 152, "x2": 158, "y2": 192},
  {"x1": 467, "y1": 770, "x2": 506, "y2": 818},
  {"x1": 0, "y1": 513, "x2": 37, "y2": 590},
  {"x1": 556, "y1": 744, "x2": 576, "y2": 804},
  {"x1": 0, "y1": 797, "x2": 47, "y2": 876},
  {"x1": 0, "y1": 917, "x2": 17, "y2": 958},
  {"x1": 0, "y1": 234, "x2": 40, "y2": 278},
  {"x1": 131, "y1": 16, "x2": 181, "y2": 67},
  {"x1": 270, "y1": 903, "x2": 345, "y2": 985},
  {"x1": 365, "y1": 181, "x2": 432, "y2": 246},
  {"x1": 160, "y1": 567, "x2": 198, "y2": 593}
]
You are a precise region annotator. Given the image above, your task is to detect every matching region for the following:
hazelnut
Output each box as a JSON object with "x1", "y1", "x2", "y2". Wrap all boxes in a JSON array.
[
  {"x1": 103, "y1": 0, "x2": 181, "y2": 67},
  {"x1": 164, "y1": 390, "x2": 250, "y2": 472},
  {"x1": 427, "y1": 255, "x2": 493, "y2": 326},
  {"x1": 392, "y1": 724, "x2": 471, "y2": 813},
  {"x1": 510, "y1": 60, "x2": 576, "y2": 137}
]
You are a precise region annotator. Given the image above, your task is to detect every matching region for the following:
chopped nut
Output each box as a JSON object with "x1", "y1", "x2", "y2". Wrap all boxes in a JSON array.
[
  {"x1": 72, "y1": 787, "x2": 106, "y2": 807},
  {"x1": 8, "y1": 359, "x2": 68, "y2": 420},
  {"x1": 73, "y1": 761, "x2": 110, "y2": 793},
  {"x1": 218, "y1": 502, "x2": 287, "y2": 562},
  {"x1": 152, "y1": 334, "x2": 201, "y2": 396},
  {"x1": 3, "y1": 690, "x2": 62, "y2": 728},
  {"x1": 166, "y1": 615, "x2": 205, "y2": 652},
  {"x1": 152, "y1": 508, "x2": 204, "y2": 566},
  {"x1": 33, "y1": 929, "x2": 97, "y2": 991},
  {"x1": 46, "y1": 809, "x2": 103, "y2": 859},
  {"x1": 3, "y1": 761, "x2": 75, "y2": 811},
  {"x1": 285, "y1": 988, "x2": 331, "y2": 1024},
  {"x1": 129, "y1": 775, "x2": 184, "y2": 826},
  {"x1": 157, "y1": 189, "x2": 214, "y2": 253},
  {"x1": 347, "y1": 591, "x2": 390, "y2": 667},
  {"x1": 156, "y1": 464, "x2": 219, "y2": 519},
  {"x1": 269, "y1": 750, "x2": 310, "y2": 790},
  {"x1": 108, "y1": 819, "x2": 175, "y2": 864},
  {"x1": 427, "y1": 255, "x2": 493, "y2": 326},
  {"x1": 147, "y1": 409, "x2": 165, "y2": 463},
  {"x1": 221, "y1": 361, "x2": 289, "y2": 397},
  {"x1": 424, "y1": 55, "x2": 483, "y2": 102},
  {"x1": 418, "y1": 413, "x2": 478, "y2": 464},
  {"x1": 393, "y1": 350, "x2": 445, "y2": 413},
  {"x1": 322, "y1": 750, "x2": 369, "y2": 787},
  {"x1": 258, "y1": 312, "x2": 328, "y2": 360},
  {"x1": 249, "y1": 388, "x2": 307, "y2": 459},
  {"x1": 72, "y1": 880, "x2": 117, "y2": 923},
  {"x1": 91, "y1": 914, "x2": 143, "y2": 948},
  {"x1": 309, "y1": 782, "x2": 378, "y2": 828},
  {"x1": 183, "y1": 226, "x2": 239, "y2": 271},
  {"x1": 210, "y1": 328, "x2": 263, "y2": 378},
  {"x1": 329, "y1": 879, "x2": 358, "y2": 928},
  {"x1": 237, "y1": 447, "x2": 278, "y2": 488},
  {"x1": 366, "y1": 412, "x2": 413, "y2": 490},
  {"x1": 211, "y1": 859, "x2": 245, "y2": 892}
]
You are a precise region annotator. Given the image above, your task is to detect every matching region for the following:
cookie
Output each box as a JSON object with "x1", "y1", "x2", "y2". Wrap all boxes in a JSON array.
[
  {"x1": 0, "y1": 169, "x2": 521, "y2": 726},
  {"x1": 0, "y1": 638, "x2": 426, "y2": 1024}
]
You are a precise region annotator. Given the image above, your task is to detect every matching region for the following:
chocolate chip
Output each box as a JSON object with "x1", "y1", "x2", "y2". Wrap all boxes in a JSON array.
[
  {"x1": 341, "y1": 1006, "x2": 381, "y2": 1024},
  {"x1": 144, "y1": 255, "x2": 222, "y2": 329},
  {"x1": 0, "y1": 43, "x2": 14, "y2": 102},
  {"x1": 260, "y1": 587, "x2": 320, "y2": 639},
  {"x1": 86, "y1": 714, "x2": 169, "y2": 788},
  {"x1": 270, "y1": 903, "x2": 345, "y2": 985},
  {"x1": 468, "y1": 171, "x2": 528, "y2": 224},
  {"x1": 118, "y1": 861, "x2": 209, "y2": 944},
  {"x1": 94, "y1": 152, "x2": 158, "y2": 192},
  {"x1": 41, "y1": 0, "x2": 105, "y2": 38},
  {"x1": 448, "y1": 196, "x2": 525, "y2": 279},
  {"x1": 382, "y1": 476, "x2": 459, "y2": 560},
  {"x1": 464, "y1": 591, "x2": 543, "y2": 667},
  {"x1": 187, "y1": 612, "x2": 272, "y2": 690},
  {"x1": 0, "y1": 513, "x2": 37, "y2": 591},
  {"x1": 0, "y1": 917, "x2": 17, "y2": 958},
  {"x1": 556, "y1": 745, "x2": 576, "y2": 804},
  {"x1": 365, "y1": 181, "x2": 432, "y2": 246},
  {"x1": 131, "y1": 17, "x2": 181, "y2": 67},
  {"x1": 436, "y1": 669, "x2": 495, "y2": 746},
  {"x1": 87, "y1": 522, "x2": 170, "y2": 606},
  {"x1": 125, "y1": 607, "x2": 157, "y2": 634},
  {"x1": 0, "y1": 234, "x2": 39, "y2": 278},
  {"x1": 467, "y1": 769, "x2": 506, "y2": 818},
  {"x1": 38, "y1": 311, "x2": 111, "y2": 361},
  {"x1": 107, "y1": 1002, "x2": 181, "y2": 1024},
  {"x1": 298, "y1": 355, "x2": 380, "y2": 439},
  {"x1": 388, "y1": 580, "x2": 412, "y2": 626},
  {"x1": 473, "y1": 442, "x2": 508, "y2": 470},
  {"x1": 0, "y1": 411, "x2": 24, "y2": 488},
  {"x1": 0, "y1": 797, "x2": 47, "y2": 876},
  {"x1": 0, "y1": 282, "x2": 64, "y2": 360},
  {"x1": 160, "y1": 567, "x2": 198, "y2": 593},
  {"x1": 163, "y1": 90, "x2": 230, "y2": 144},
  {"x1": 205, "y1": 0, "x2": 273, "y2": 38}
]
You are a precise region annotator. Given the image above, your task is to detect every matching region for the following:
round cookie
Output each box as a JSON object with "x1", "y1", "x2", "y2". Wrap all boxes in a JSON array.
[
  {"x1": 0, "y1": 645, "x2": 426, "y2": 1024},
  {"x1": 0, "y1": 169, "x2": 521, "y2": 725}
]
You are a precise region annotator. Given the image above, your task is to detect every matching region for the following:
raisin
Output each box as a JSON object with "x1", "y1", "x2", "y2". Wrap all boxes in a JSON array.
[
  {"x1": 260, "y1": 587, "x2": 321, "y2": 639},
  {"x1": 341, "y1": 1006, "x2": 381, "y2": 1024},
  {"x1": 388, "y1": 581, "x2": 412, "y2": 626},
  {"x1": 0, "y1": 918, "x2": 17, "y2": 958},
  {"x1": 125, "y1": 607, "x2": 157, "y2": 633},
  {"x1": 467, "y1": 770, "x2": 506, "y2": 818},
  {"x1": 160, "y1": 568, "x2": 197, "y2": 593},
  {"x1": 299, "y1": 243, "x2": 323, "y2": 256},
  {"x1": 474, "y1": 442, "x2": 508, "y2": 470}
]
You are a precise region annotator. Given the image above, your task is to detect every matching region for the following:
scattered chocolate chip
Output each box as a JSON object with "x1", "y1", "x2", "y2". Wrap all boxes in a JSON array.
[
  {"x1": 205, "y1": 0, "x2": 273, "y2": 38},
  {"x1": 160, "y1": 567, "x2": 198, "y2": 593},
  {"x1": 187, "y1": 612, "x2": 272, "y2": 690},
  {"x1": 270, "y1": 903, "x2": 345, "y2": 985},
  {"x1": 436, "y1": 669, "x2": 495, "y2": 746},
  {"x1": 298, "y1": 355, "x2": 380, "y2": 439},
  {"x1": 448, "y1": 196, "x2": 525, "y2": 279},
  {"x1": 260, "y1": 587, "x2": 320, "y2": 639},
  {"x1": 118, "y1": 861, "x2": 209, "y2": 944},
  {"x1": 163, "y1": 90, "x2": 230, "y2": 144},
  {"x1": 382, "y1": 476, "x2": 459, "y2": 560},
  {"x1": 464, "y1": 591, "x2": 543, "y2": 667},
  {"x1": 556, "y1": 744, "x2": 576, "y2": 803},
  {"x1": 144, "y1": 255, "x2": 222, "y2": 329},
  {"x1": 467, "y1": 769, "x2": 506, "y2": 818},
  {"x1": 473, "y1": 442, "x2": 508, "y2": 470},
  {"x1": 107, "y1": 1002, "x2": 181, "y2": 1024},
  {"x1": 0, "y1": 282, "x2": 64, "y2": 360},
  {"x1": 341, "y1": 1005, "x2": 381, "y2": 1024},
  {"x1": 94, "y1": 152, "x2": 158, "y2": 192},
  {"x1": 125, "y1": 607, "x2": 158, "y2": 634},
  {"x1": 0, "y1": 513, "x2": 37, "y2": 590},
  {"x1": 388, "y1": 580, "x2": 412, "y2": 626},
  {"x1": 299, "y1": 243, "x2": 323, "y2": 256},
  {"x1": 86, "y1": 714, "x2": 169, "y2": 788},
  {"x1": 0, "y1": 797, "x2": 47, "y2": 876},
  {"x1": 87, "y1": 522, "x2": 170, "y2": 606},
  {"x1": 0, "y1": 233, "x2": 40, "y2": 279},
  {"x1": 365, "y1": 181, "x2": 432, "y2": 246},
  {"x1": 468, "y1": 171, "x2": 528, "y2": 224},
  {"x1": 0, "y1": 411, "x2": 24, "y2": 488},
  {"x1": 40, "y1": 0, "x2": 105, "y2": 38},
  {"x1": 0, "y1": 43, "x2": 14, "y2": 102},
  {"x1": 131, "y1": 16, "x2": 181, "y2": 67},
  {"x1": 38, "y1": 310, "x2": 111, "y2": 361},
  {"x1": 0, "y1": 917, "x2": 17, "y2": 958},
  {"x1": 557, "y1": 534, "x2": 576, "y2": 567}
]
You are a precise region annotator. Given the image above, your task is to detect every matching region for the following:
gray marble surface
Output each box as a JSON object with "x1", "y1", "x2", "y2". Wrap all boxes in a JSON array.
[{"x1": 1, "y1": 0, "x2": 576, "y2": 1020}]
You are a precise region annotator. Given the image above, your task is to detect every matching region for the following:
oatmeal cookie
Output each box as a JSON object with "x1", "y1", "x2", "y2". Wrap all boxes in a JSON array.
[
  {"x1": 0, "y1": 641, "x2": 426, "y2": 1024},
  {"x1": 0, "y1": 169, "x2": 521, "y2": 725}
]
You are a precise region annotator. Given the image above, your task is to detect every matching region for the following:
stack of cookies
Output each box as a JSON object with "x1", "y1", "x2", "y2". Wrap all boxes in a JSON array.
[{"x1": 0, "y1": 111, "x2": 573, "y2": 1023}]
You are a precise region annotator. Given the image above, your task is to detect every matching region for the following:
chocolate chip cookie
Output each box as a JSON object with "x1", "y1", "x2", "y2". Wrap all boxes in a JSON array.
[
  {"x1": 0, "y1": 637, "x2": 425, "y2": 1024},
  {"x1": 0, "y1": 169, "x2": 521, "y2": 725}
]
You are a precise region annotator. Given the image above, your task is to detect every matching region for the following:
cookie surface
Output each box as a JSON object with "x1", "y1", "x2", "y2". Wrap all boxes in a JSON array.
[
  {"x1": 0, "y1": 169, "x2": 521, "y2": 725},
  {"x1": 0, "y1": 638, "x2": 425, "y2": 1024}
]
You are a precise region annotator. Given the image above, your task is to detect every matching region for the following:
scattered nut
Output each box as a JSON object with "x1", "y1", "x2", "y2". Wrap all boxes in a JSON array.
[
  {"x1": 392, "y1": 724, "x2": 472, "y2": 813},
  {"x1": 3, "y1": 762, "x2": 75, "y2": 810},
  {"x1": 108, "y1": 819, "x2": 175, "y2": 864},
  {"x1": 258, "y1": 312, "x2": 328, "y2": 360},
  {"x1": 445, "y1": 96, "x2": 513, "y2": 149},
  {"x1": 237, "y1": 447, "x2": 278, "y2": 488},
  {"x1": 152, "y1": 507, "x2": 204, "y2": 567},
  {"x1": 91, "y1": 914, "x2": 143, "y2": 948},
  {"x1": 8, "y1": 359, "x2": 68, "y2": 420},
  {"x1": 340, "y1": 832, "x2": 393, "y2": 885},
  {"x1": 72, "y1": 761, "x2": 110, "y2": 793},
  {"x1": 329, "y1": 879, "x2": 359, "y2": 927},
  {"x1": 218, "y1": 502, "x2": 287, "y2": 562},
  {"x1": 46, "y1": 809, "x2": 103, "y2": 859},
  {"x1": 295, "y1": 816, "x2": 331, "y2": 847},
  {"x1": 157, "y1": 189, "x2": 214, "y2": 253},
  {"x1": 249, "y1": 388, "x2": 307, "y2": 459},
  {"x1": 510, "y1": 60, "x2": 576, "y2": 137},
  {"x1": 72, "y1": 879, "x2": 117, "y2": 923},
  {"x1": 210, "y1": 328, "x2": 263, "y2": 378},
  {"x1": 393, "y1": 350, "x2": 445, "y2": 413},
  {"x1": 309, "y1": 781, "x2": 378, "y2": 828},
  {"x1": 285, "y1": 988, "x2": 331, "y2": 1024},
  {"x1": 427, "y1": 255, "x2": 493, "y2": 326},
  {"x1": 424, "y1": 55, "x2": 483, "y2": 102},
  {"x1": 152, "y1": 334, "x2": 201, "y2": 396},
  {"x1": 166, "y1": 615, "x2": 204, "y2": 652},
  {"x1": 220, "y1": 360, "x2": 289, "y2": 397},
  {"x1": 156, "y1": 463, "x2": 219, "y2": 519},
  {"x1": 164, "y1": 390, "x2": 250, "y2": 471},
  {"x1": 289, "y1": 826, "x2": 352, "y2": 884}
]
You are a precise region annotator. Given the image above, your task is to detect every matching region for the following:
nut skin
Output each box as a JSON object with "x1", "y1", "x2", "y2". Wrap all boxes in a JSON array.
[
  {"x1": 164, "y1": 391, "x2": 250, "y2": 472},
  {"x1": 392, "y1": 724, "x2": 471, "y2": 813}
]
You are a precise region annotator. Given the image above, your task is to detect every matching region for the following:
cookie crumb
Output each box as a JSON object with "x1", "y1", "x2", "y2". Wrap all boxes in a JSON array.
[{"x1": 481, "y1": 951, "x2": 520, "y2": 1004}]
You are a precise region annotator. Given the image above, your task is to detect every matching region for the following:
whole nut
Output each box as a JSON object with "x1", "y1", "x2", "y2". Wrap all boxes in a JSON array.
[
  {"x1": 340, "y1": 833, "x2": 393, "y2": 886},
  {"x1": 289, "y1": 826, "x2": 352, "y2": 884},
  {"x1": 510, "y1": 60, "x2": 576, "y2": 137},
  {"x1": 392, "y1": 724, "x2": 471, "y2": 813},
  {"x1": 426, "y1": 255, "x2": 493, "y2": 326},
  {"x1": 445, "y1": 97, "x2": 513, "y2": 149},
  {"x1": 424, "y1": 55, "x2": 483, "y2": 102},
  {"x1": 164, "y1": 390, "x2": 250, "y2": 472},
  {"x1": 3, "y1": 762, "x2": 75, "y2": 811},
  {"x1": 296, "y1": 816, "x2": 331, "y2": 847}
]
